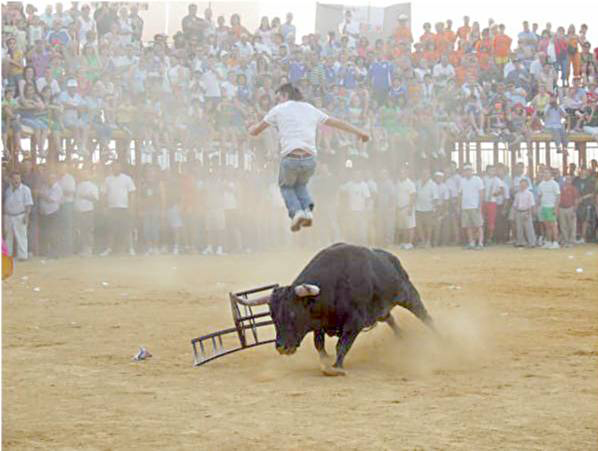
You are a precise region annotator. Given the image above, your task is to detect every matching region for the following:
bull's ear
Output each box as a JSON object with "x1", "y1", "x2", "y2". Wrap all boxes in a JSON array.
[{"x1": 294, "y1": 284, "x2": 320, "y2": 298}]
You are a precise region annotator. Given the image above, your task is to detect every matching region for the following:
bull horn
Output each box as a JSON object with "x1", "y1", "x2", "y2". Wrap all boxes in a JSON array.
[
  {"x1": 242, "y1": 294, "x2": 271, "y2": 305},
  {"x1": 294, "y1": 284, "x2": 320, "y2": 297}
]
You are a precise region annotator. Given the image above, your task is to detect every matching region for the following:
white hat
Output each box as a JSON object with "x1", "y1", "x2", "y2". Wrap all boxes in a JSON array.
[
  {"x1": 434, "y1": 171, "x2": 444, "y2": 177},
  {"x1": 398, "y1": 13, "x2": 408, "y2": 20},
  {"x1": 464, "y1": 164, "x2": 473, "y2": 170},
  {"x1": 345, "y1": 159, "x2": 353, "y2": 169},
  {"x1": 67, "y1": 79, "x2": 78, "y2": 88}
]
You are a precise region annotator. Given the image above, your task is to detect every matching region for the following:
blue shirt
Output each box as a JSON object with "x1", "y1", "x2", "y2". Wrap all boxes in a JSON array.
[
  {"x1": 324, "y1": 66, "x2": 337, "y2": 85},
  {"x1": 368, "y1": 61, "x2": 393, "y2": 91},
  {"x1": 339, "y1": 67, "x2": 357, "y2": 90},
  {"x1": 289, "y1": 62, "x2": 307, "y2": 83}
]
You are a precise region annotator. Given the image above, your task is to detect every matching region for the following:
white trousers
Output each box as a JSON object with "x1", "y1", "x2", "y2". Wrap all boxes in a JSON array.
[{"x1": 4, "y1": 214, "x2": 28, "y2": 260}]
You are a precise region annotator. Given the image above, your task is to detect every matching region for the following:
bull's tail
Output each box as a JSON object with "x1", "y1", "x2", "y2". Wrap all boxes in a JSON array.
[{"x1": 394, "y1": 292, "x2": 435, "y2": 329}]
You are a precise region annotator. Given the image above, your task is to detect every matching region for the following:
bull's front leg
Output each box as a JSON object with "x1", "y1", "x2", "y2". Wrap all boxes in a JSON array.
[
  {"x1": 314, "y1": 330, "x2": 333, "y2": 373},
  {"x1": 323, "y1": 329, "x2": 360, "y2": 377},
  {"x1": 384, "y1": 314, "x2": 402, "y2": 338}
]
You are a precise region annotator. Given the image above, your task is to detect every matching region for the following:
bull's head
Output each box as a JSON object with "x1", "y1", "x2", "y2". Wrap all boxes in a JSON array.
[{"x1": 245, "y1": 284, "x2": 320, "y2": 356}]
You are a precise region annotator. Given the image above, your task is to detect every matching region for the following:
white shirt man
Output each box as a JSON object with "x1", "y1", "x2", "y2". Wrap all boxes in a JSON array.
[
  {"x1": 415, "y1": 178, "x2": 439, "y2": 213},
  {"x1": 3, "y1": 174, "x2": 34, "y2": 260},
  {"x1": 397, "y1": 177, "x2": 416, "y2": 229},
  {"x1": 263, "y1": 100, "x2": 329, "y2": 157},
  {"x1": 432, "y1": 61, "x2": 455, "y2": 86},
  {"x1": 103, "y1": 172, "x2": 136, "y2": 209},
  {"x1": 75, "y1": 180, "x2": 99, "y2": 213},
  {"x1": 60, "y1": 172, "x2": 76, "y2": 203},
  {"x1": 339, "y1": 176, "x2": 371, "y2": 244},
  {"x1": 460, "y1": 173, "x2": 484, "y2": 209},
  {"x1": 39, "y1": 180, "x2": 63, "y2": 216}
]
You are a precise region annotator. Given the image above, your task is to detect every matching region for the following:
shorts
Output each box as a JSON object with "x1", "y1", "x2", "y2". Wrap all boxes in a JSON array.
[
  {"x1": 483, "y1": 202, "x2": 497, "y2": 229},
  {"x1": 495, "y1": 56, "x2": 509, "y2": 65},
  {"x1": 461, "y1": 208, "x2": 483, "y2": 228},
  {"x1": 540, "y1": 206, "x2": 556, "y2": 222},
  {"x1": 415, "y1": 211, "x2": 434, "y2": 229},
  {"x1": 397, "y1": 207, "x2": 415, "y2": 229}
]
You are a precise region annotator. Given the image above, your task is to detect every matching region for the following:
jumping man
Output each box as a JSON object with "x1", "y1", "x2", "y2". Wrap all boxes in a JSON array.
[{"x1": 249, "y1": 83, "x2": 369, "y2": 231}]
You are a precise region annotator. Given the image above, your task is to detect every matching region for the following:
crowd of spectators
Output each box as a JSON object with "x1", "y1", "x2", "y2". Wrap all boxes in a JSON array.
[{"x1": 2, "y1": 2, "x2": 598, "y2": 260}]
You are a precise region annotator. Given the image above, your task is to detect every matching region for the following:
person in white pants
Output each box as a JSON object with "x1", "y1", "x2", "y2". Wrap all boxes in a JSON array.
[{"x1": 3, "y1": 172, "x2": 33, "y2": 261}]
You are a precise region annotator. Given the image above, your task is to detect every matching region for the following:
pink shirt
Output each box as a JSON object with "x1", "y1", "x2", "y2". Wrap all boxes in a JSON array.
[{"x1": 514, "y1": 190, "x2": 535, "y2": 210}]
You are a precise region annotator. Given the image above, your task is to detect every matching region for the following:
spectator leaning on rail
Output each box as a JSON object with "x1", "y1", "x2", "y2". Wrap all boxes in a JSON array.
[{"x1": 249, "y1": 82, "x2": 370, "y2": 232}]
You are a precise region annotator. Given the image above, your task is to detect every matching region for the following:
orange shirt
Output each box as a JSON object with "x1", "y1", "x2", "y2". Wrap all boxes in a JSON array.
[
  {"x1": 420, "y1": 32, "x2": 436, "y2": 43},
  {"x1": 443, "y1": 30, "x2": 456, "y2": 45},
  {"x1": 457, "y1": 25, "x2": 471, "y2": 40},
  {"x1": 448, "y1": 50, "x2": 462, "y2": 67},
  {"x1": 492, "y1": 34, "x2": 512, "y2": 57},
  {"x1": 455, "y1": 65, "x2": 467, "y2": 85},
  {"x1": 475, "y1": 38, "x2": 492, "y2": 55},
  {"x1": 434, "y1": 34, "x2": 449, "y2": 54},
  {"x1": 411, "y1": 50, "x2": 424, "y2": 66},
  {"x1": 394, "y1": 26, "x2": 413, "y2": 44},
  {"x1": 477, "y1": 51, "x2": 491, "y2": 70},
  {"x1": 422, "y1": 49, "x2": 439, "y2": 64}
]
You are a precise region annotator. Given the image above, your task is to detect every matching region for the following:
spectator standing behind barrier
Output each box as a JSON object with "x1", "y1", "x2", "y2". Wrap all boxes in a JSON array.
[
  {"x1": 74, "y1": 168, "x2": 99, "y2": 256},
  {"x1": 537, "y1": 170, "x2": 561, "y2": 249},
  {"x1": 338, "y1": 168, "x2": 371, "y2": 245},
  {"x1": 415, "y1": 168, "x2": 438, "y2": 248},
  {"x1": 374, "y1": 169, "x2": 396, "y2": 247},
  {"x1": 38, "y1": 171, "x2": 63, "y2": 259},
  {"x1": 396, "y1": 166, "x2": 416, "y2": 250},
  {"x1": 482, "y1": 165, "x2": 505, "y2": 245},
  {"x1": 3, "y1": 172, "x2": 33, "y2": 261},
  {"x1": 513, "y1": 179, "x2": 536, "y2": 247},
  {"x1": 460, "y1": 165, "x2": 484, "y2": 250},
  {"x1": 559, "y1": 175, "x2": 579, "y2": 247},
  {"x1": 574, "y1": 168, "x2": 596, "y2": 243},
  {"x1": 58, "y1": 161, "x2": 76, "y2": 256},
  {"x1": 100, "y1": 162, "x2": 136, "y2": 256}
]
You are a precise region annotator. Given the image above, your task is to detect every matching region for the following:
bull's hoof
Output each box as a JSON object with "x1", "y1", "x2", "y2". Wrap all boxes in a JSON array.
[{"x1": 321, "y1": 364, "x2": 346, "y2": 376}]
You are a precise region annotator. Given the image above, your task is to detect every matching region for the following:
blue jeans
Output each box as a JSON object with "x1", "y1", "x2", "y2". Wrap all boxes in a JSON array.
[{"x1": 278, "y1": 156, "x2": 316, "y2": 218}]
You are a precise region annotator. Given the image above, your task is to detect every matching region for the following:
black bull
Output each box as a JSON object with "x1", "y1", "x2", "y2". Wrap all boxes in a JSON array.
[{"x1": 247, "y1": 243, "x2": 435, "y2": 376}]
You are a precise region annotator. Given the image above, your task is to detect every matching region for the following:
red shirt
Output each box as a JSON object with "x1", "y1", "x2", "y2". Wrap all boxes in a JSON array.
[{"x1": 560, "y1": 184, "x2": 579, "y2": 208}]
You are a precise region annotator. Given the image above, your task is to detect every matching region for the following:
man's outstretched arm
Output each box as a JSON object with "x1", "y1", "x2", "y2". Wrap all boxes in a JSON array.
[
  {"x1": 324, "y1": 117, "x2": 370, "y2": 142},
  {"x1": 248, "y1": 120, "x2": 270, "y2": 137}
]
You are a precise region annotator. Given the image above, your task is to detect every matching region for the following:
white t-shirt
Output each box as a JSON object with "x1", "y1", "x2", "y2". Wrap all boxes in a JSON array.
[
  {"x1": 39, "y1": 182, "x2": 63, "y2": 216},
  {"x1": 415, "y1": 179, "x2": 439, "y2": 212},
  {"x1": 460, "y1": 175, "x2": 484, "y2": 209},
  {"x1": 264, "y1": 100, "x2": 329, "y2": 156},
  {"x1": 340, "y1": 181, "x2": 370, "y2": 212},
  {"x1": 103, "y1": 173, "x2": 136, "y2": 209},
  {"x1": 538, "y1": 179, "x2": 561, "y2": 207},
  {"x1": 3, "y1": 184, "x2": 33, "y2": 215},
  {"x1": 75, "y1": 180, "x2": 99, "y2": 213},
  {"x1": 397, "y1": 178, "x2": 416, "y2": 209},
  {"x1": 60, "y1": 173, "x2": 76, "y2": 203}
]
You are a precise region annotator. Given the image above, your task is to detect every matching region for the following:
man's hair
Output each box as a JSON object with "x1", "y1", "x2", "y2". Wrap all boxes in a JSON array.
[{"x1": 275, "y1": 83, "x2": 303, "y2": 101}]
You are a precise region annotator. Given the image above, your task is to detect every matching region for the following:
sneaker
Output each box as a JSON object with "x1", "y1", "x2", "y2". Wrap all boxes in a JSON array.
[
  {"x1": 464, "y1": 242, "x2": 475, "y2": 250},
  {"x1": 542, "y1": 242, "x2": 552, "y2": 249},
  {"x1": 302, "y1": 210, "x2": 313, "y2": 227},
  {"x1": 173, "y1": 246, "x2": 179, "y2": 255},
  {"x1": 202, "y1": 245, "x2": 214, "y2": 255},
  {"x1": 404, "y1": 243, "x2": 414, "y2": 250},
  {"x1": 128, "y1": 248, "x2": 136, "y2": 256},
  {"x1": 575, "y1": 238, "x2": 585, "y2": 244},
  {"x1": 537, "y1": 237, "x2": 545, "y2": 247},
  {"x1": 216, "y1": 246, "x2": 225, "y2": 256},
  {"x1": 290, "y1": 210, "x2": 306, "y2": 232},
  {"x1": 100, "y1": 248, "x2": 112, "y2": 257},
  {"x1": 550, "y1": 241, "x2": 560, "y2": 249},
  {"x1": 475, "y1": 243, "x2": 484, "y2": 250}
]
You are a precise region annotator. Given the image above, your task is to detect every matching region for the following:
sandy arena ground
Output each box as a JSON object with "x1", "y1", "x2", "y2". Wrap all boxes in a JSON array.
[{"x1": 2, "y1": 245, "x2": 598, "y2": 450}]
